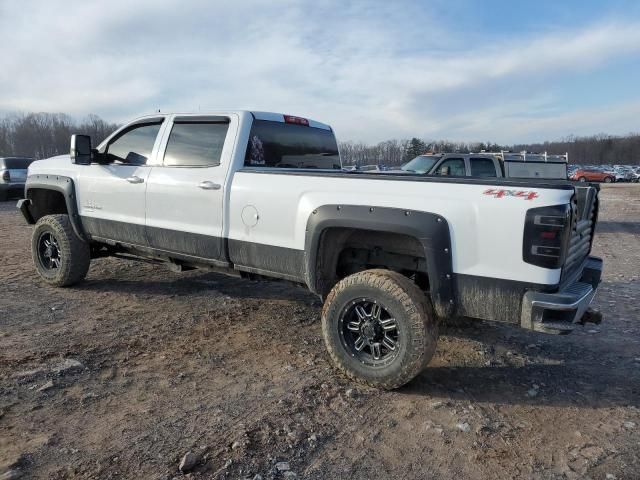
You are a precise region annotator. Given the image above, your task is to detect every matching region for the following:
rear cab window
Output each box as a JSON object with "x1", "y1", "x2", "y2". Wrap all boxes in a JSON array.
[{"x1": 244, "y1": 119, "x2": 341, "y2": 169}]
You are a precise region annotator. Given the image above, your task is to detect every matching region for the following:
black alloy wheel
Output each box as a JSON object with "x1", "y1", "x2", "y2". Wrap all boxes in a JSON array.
[
  {"x1": 339, "y1": 298, "x2": 400, "y2": 367},
  {"x1": 37, "y1": 232, "x2": 62, "y2": 270},
  {"x1": 31, "y1": 214, "x2": 91, "y2": 287}
]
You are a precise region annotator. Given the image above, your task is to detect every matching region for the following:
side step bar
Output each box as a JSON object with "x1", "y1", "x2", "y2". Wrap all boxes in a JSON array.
[{"x1": 521, "y1": 257, "x2": 603, "y2": 334}]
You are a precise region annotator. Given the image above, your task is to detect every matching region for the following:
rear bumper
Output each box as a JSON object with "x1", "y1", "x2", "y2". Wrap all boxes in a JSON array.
[{"x1": 521, "y1": 256, "x2": 603, "y2": 334}]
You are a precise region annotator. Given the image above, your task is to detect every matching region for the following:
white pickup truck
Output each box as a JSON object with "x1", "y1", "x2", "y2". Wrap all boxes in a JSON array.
[{"x1": 17, "y1": 111, "x2": 603, "y2": 389}]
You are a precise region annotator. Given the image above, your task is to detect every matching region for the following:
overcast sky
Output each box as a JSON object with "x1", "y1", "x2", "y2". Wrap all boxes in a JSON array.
[{"x1": 2, "y1": 0, "x2": 640, "y2": 144}]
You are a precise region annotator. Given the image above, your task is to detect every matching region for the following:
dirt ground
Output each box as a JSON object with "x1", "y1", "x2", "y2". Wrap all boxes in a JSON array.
[{"x1": 1, "y1": 184, "x2": 639, "y2": 480}]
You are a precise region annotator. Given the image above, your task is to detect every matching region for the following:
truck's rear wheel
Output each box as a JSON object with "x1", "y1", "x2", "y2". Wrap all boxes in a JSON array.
[
  {"x1": 321, "y1": 269, "x2": 438, "y2": 389},
  {"x1": 32, "y1": 214, "x2": 90, "y2": 287}
]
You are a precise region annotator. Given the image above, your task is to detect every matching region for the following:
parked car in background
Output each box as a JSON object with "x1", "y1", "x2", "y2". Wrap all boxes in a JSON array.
[
  {"x1": 0, "y1": 157, "x2": 35, "y2": 200},
  {"x1": 570, "y1": 168, "x2": 615, "y2": 183},
  {"x1": 613, "y1": 165, "x2": 636, "y2": 182},
  {"x1": 568, "y1": 165, "x2": 579, "y2": 178}
]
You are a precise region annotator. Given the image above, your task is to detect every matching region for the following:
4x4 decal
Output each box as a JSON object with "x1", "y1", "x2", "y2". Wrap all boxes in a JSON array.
[{"x1": 483, "y1": 188, "x2": 539, "y2": 200}]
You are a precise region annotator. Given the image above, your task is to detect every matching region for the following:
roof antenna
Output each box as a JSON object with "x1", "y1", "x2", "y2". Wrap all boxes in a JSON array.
[{"x1": 157, "y1": 109, "x2": 161, "y2": 113}]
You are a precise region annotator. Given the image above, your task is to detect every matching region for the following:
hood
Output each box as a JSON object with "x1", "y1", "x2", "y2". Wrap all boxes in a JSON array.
[{"x1": 28, "y1": 154, "x2": 75, "y2": 176}]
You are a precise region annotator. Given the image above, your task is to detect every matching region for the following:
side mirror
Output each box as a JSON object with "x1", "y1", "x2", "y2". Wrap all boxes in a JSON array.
[
  {"x1": 70, "y1": 134, "x2": 92, "y2": 165},
  {"x1": 441, "y1": 166, "x2": 450, "y2": 176}
]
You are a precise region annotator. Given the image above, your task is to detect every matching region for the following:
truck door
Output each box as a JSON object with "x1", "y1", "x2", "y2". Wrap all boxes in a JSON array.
[
  {"x1": 76, "y1": 117, "x2": 166, "y2": 245},
  {"x1": 144, "y1": 115, "x2": 237, "y2": 264}
]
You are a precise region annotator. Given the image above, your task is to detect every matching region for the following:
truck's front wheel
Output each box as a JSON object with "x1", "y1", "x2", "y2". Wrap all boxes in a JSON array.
[
  {"x1": 321, "y1": 269, "x2": 438, "y2": 389},
  {"x1": 31, "y1": 214, "x2": 90, "y2": 287}
]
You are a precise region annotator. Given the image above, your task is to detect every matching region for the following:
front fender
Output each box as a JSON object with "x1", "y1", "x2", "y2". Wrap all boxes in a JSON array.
[{"x1": 21, "y1": 174, "x2": 86, "y2": 242}]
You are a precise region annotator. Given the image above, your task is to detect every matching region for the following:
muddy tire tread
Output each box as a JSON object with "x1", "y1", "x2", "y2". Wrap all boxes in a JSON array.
[
  {"x1": 31, "y1": 214, "x2": 90, "y2": 287},
  {"x1": 321, "y1": 269, "x2": 438, "y2": 390}
]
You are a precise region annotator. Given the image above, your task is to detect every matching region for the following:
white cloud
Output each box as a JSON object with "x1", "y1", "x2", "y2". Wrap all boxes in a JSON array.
[{"x1": 1, "y1": 0, "x2": 639, "y2": 143}]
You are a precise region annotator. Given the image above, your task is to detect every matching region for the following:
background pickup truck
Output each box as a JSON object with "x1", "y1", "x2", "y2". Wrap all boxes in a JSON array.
[
  {"x1": 397, "y1": 152, "x2": 568, "y2": 179},
  {"x1": 17, "y1": 111, "x2": 603, "y2": 389}
]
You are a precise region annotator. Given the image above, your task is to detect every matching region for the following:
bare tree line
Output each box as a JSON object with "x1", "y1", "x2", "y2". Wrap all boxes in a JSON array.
[
  {"x1": 1, "y1": 112, "x2": 638, "y2": 166},
  {"x1": 512, "y1": 133, "x2": 640, "y2": 166},
  {"x1": 340, "y1": 134, "x2": 640, "y2": 167},
  {"x1": 339, "y1": 138, "x2": 503, "y2": 167},
  {"x1": 0, "y1": 112, "x2": 119, "y2": 159}
]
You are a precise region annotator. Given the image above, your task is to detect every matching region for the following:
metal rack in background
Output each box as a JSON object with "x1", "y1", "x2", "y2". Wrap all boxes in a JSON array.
[{"x1": 499, "y1": 151, "x2": 569, "y2": 163}]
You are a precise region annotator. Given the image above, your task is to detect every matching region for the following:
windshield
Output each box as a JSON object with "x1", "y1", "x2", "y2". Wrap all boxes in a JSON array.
[{"x1": 401, "y1": 155, "x2": 439, "y2": 174}]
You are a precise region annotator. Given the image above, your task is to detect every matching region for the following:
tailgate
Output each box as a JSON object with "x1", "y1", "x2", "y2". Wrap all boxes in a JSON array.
[{"x1": 563, "y1": 184, "x2": 599, "y2": 281}]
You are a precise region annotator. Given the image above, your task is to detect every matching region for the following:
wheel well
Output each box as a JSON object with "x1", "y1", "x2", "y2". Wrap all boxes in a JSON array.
[
  {"x1": 314, "y1": 227, "x2": 428, "y2": 297},
  {"x1": 27, "y1": 188, "x2": 68, "y2": 222}
]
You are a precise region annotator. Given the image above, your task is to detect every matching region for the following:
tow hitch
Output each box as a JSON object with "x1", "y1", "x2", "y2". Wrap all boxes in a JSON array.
[{"x1": 577, "y1": 307, "x2": 603, "y2": 326}]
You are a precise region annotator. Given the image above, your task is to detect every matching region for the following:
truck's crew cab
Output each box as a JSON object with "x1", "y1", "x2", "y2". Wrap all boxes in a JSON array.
[
  {"x1": 18, "y1": 111, "x2": 603, "y2": 389},
  {"x1": 398, "y1": 152, "x2": 568, "y2": 180}
]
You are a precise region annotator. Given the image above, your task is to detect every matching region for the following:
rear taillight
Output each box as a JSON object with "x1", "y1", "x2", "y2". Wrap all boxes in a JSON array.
[
  {"x1": 283, "y1": 115, "x2": 309, "y2": 126},
  {"x1": 523, "y1": 204, "x2": 572, "y2": 268},
  {"x1": 1, "y1": 170, "x2": 9, "y2": 182}
]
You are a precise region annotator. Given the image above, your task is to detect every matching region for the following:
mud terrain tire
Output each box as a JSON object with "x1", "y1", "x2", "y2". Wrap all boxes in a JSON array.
[
  {"x1": 32, "y1": 214, "x2": 90, "y2": 287},
  {"x1": 321, "y1": 269, "x2": 438, "y2": 389}
]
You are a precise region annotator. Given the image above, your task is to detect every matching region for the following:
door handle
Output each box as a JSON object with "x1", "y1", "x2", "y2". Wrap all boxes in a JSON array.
[
  {"x1": 199, "y1": 181, "x2": 221, "y2": 190},
  {"x1": 126, "y1": 176, "x2": 144, "y2": 184}
]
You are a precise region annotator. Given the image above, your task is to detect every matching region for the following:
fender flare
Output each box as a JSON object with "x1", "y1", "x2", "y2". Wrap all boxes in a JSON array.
[
  {"x1": 304, "y1": 204, "x2": 455, "y2": 318},
  {"x1": 22, "y1": 174, "x2": 87, "y2": 242}
]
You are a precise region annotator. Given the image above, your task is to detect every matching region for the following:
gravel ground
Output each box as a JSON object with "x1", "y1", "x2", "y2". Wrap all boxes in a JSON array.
[{"x1": 1, "y1": 184, "x2": 639, "y2": 480}]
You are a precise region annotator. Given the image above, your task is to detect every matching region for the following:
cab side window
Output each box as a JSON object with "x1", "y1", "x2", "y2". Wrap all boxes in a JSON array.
[
  {"x1": 163, "y1": 120, "x2": 230, "y2": 167},
  {"x1": 106, "y1": 122, "x2": 163, "y2": 165},
  {"x1": 470, "y1": 158, "x2": 497, "y2": 177},
  {"x1": 435, "y1": 158, "x2": 466, "y2": 176}
]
